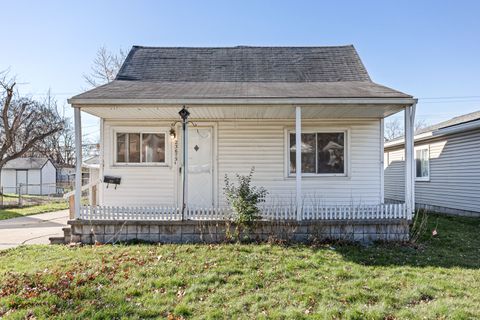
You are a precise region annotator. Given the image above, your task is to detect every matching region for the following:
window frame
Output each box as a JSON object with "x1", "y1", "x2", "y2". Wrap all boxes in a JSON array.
[
  {"x1": 285, "y1": 128, "x2": 349, "y2": 178},
  {"x1": 113, "y1": 128, "x2": 169, "y2": 167},
  {"x1": 415, "y1": 145, "x2": 430, "y2": 182}
]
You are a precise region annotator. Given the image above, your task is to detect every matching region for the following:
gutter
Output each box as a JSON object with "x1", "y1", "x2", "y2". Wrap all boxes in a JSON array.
[{"x1": 68, "y1": 97, "x2": 417, "y2": 106}]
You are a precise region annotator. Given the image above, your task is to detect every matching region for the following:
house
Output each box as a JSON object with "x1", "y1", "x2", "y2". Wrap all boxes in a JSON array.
[
  {"x1": 57, "y1": 164, "x2": 75, "y2": 185},
  {"x1": 64, "y1": 45, "x2": 417, "y2": 244},
  {"x1": 83, "y1": 155, "x2": 100, "y2": 206},
  {"x1": 384, "y1": 111, "x2": 480, "y2": 217},
  {"x1": 0, "y1": 157, "x2": 57, "y2": 195}
]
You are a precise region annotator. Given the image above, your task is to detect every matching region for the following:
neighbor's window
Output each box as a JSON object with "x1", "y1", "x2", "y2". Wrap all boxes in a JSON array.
[
  {"x1": 289, "y1": 131, "x2": 346, "y2": 175},
  {"x1": 116, "y1": 132, "x2": 166, "y2": 164},
  {"x1": 415, "y1": 146, "x2": 429, "y2": 181}
]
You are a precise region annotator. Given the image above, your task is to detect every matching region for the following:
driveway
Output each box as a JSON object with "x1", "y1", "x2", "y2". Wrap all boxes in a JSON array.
[{"x1": 0, "y1": 210, "x2": 68, "y2": 250}]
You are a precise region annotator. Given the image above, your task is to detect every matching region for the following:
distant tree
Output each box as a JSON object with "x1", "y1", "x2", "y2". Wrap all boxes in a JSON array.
[
  {"x1": 384, "y1": 118, "x2": 428, "y2": 141},
  {"x1": 0, "y1": 72, "x2": 64, "y2": 190},
  {"x1": 83, "y1": 46, "x2": 127, "y2": 87},
  {"x1": 414, "y1": 119, "x2": 428, "y2": 133}
]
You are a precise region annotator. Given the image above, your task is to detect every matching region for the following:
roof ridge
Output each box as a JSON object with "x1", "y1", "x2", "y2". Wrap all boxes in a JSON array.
[{"x1": 131, "y1": 45, "x2": 355, "y2": 49}]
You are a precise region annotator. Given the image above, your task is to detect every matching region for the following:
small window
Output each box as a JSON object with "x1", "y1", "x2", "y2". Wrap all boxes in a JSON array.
[
  {"x1": 116, "y1": 132, "x2": 166, "y2": 164},
  {"x1": 415, "y1": 146, "x2": 429, "y2": 181},
  {"x1": 289, "y1": 131, "x2": 346, "y2": 175}
]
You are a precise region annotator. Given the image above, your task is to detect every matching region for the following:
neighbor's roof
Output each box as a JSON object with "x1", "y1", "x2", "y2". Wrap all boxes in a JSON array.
[
  {"x1": 416, "y1": 110, "x2": 480, "y2": 135},
  {"x1": 70, "y1": 45, "x2": 412, "y2": 103},
  {"x1": 385, "y1": 110, "x2": 480, "y2": 148},
  {"x1": 3, "y1": 158, "x2": 50, "y2": 170}
]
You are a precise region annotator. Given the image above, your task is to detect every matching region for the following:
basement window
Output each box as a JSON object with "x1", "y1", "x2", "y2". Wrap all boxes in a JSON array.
[
  {"x1": 116, "y1": 132, "x2": 166, "y2": 164},
  {"x1": 288, "y1": 131, "x2": 346, "y2": 176},
  {"x1": 415, "y1": 146, "x2": 430, "y2": 181}
]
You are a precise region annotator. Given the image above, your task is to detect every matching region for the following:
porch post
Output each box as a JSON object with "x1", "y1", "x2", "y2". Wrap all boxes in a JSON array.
[
  {"x1": 295, "y1": 106, "x2": 302, "y2": 220},
  {"x1": 179, "y1": 107, "x2": 190, "y2": 220},
  {"x1": 74, "y1": 107, "x2": 82, "y2": 219},
  {"x1": 404, "y1": 103, "x2": 416, "y2": 219}
]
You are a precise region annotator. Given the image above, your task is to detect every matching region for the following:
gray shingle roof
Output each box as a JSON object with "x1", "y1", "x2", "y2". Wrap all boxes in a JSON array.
[
  {"x1": 72, "y1": 80, "x2": 410, "y2": 100},
  {"x1": 117, "y1": 45, "x2": 371, "y2": 82},
  {"x1": 3, "y1": 158, "x2": 49, "y2": 170},
  {"x1": 70, "y1": 45, "x2": 412, "y2": 102}
]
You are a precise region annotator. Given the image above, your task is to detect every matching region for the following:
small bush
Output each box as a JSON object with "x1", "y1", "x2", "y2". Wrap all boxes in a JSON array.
[{"x1": 224, "y1": 167, "x2": 268, "y2": 231}]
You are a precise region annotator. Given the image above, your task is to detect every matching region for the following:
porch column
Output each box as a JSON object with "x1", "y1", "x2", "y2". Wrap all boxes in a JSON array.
[
  {"x1": 179, "y1": 107, "x2": 190, "y2": 220},
  {"x1": 295, "y1": 106, "x2": 302, "y2": 220},
  {"x1": 404, "y1": 103, "x2": 416, "y2": 219},
  {"x1": 74, "y1": 107, "x2": 82, "y2": 219}
]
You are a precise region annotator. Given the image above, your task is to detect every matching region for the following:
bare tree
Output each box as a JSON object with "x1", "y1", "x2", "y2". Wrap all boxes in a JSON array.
[
  {"x1": 415, "y1": 119, "x2": 428, "y2": 132},
  {"x1": 384, "y1": 118, "x2": 403, "y2": 141},
  {"x1": 25, "y1": 91, "x2": 75, "y2": 165},
  {"x1": 83, "y1": 46, "x2": 127, "y2": 87},
  {"x1": 384, "y1": 118, "x2": 429, "y2": 141},
  {"x1": 0, "y1": 73, "x2": 64, "y2": 191}
]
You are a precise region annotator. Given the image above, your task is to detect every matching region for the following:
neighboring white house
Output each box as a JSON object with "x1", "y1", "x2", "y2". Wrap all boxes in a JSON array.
[
  {"x1": 385, "y1": 111, "x2": 480, "y2": 217},
  {"x1": 66, "y1": 45, "x2": 417, "y2": 242},
  {"x1": 0, "y1": 158, "x2": 57, "y2": 195}
]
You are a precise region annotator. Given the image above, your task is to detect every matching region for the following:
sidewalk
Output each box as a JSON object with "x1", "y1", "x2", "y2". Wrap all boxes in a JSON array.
[{"x1": 0, "y1": 210, "x2": 68, "y2": 250}]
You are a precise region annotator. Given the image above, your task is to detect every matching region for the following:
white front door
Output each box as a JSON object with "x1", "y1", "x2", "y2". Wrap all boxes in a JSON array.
[{"x1": 187, "y1": 126, "x2": 214, "y2": 207}]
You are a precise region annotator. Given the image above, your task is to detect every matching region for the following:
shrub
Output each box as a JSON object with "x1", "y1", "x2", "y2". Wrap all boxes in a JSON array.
[{"x1": 223, "y1": 167, "x2": 268, "y2": 229}]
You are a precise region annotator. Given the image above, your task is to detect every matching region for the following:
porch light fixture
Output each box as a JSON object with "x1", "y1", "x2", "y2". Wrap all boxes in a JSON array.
[
  {"x1": 169, "y1": 127, "x2": 176, "y2": 140},
  {"x1": 178, "y1": 106, "x2": 190, "y2": 120}
]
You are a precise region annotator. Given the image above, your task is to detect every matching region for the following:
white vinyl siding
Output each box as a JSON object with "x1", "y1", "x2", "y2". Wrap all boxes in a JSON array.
[
  {"x1": 100, "y1": 119, "x2": 382, "y2": 208},
  {"x1": 41, "y1": 161, "x2": 57, "y2": 194},
  {"x1": 384, "y1": 130, "x2": 480, "y2": 213},
  {"x1": 102, "y1": 122, "x2": 176, "y2": 207},
  {"x1": 0, "y1": 170, "x2": 17, "y2": 194},
  {"x1": 217, "y1": 120, "x2": 380, "y2": 206},
  {"x1": 27, "y1": 170, "x2": 41, "y2": 194}
]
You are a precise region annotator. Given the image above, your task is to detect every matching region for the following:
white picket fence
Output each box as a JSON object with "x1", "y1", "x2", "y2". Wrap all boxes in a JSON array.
[{"x1": 79, "y1": 203, "x2": 409, "y2": 221}]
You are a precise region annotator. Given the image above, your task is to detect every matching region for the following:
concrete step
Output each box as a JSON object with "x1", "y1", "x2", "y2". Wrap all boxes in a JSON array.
[
  {"x1": 62, "y1": 227, "x2": 71, "y2": 236},
  {"x1": 49, "y1": 236, "x2": 66, "y2": 245}
]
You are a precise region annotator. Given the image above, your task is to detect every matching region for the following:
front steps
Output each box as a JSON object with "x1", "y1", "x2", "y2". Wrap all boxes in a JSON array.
[{"x1": 49, "y1": 227, "x2": 73, "y2": 245}]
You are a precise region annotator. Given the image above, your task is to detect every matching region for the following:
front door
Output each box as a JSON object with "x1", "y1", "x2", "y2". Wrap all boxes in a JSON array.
[{"x1": 187, "y1": 126, "x2": 214, "y2": 207}]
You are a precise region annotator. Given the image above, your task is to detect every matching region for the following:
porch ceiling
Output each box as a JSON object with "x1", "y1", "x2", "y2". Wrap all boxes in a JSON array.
[{"x1": 80, "y1": 104, "x2": 407, "y2": 120}]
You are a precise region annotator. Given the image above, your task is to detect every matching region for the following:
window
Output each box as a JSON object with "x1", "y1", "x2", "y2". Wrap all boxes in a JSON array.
[
  {"x1": 415, "y1": 146, "x2": 429, "y2": 181},
  {"x1": 289, "y1": 131, "x2": 346, "y2": 175},
  {"x1": 116, "y1": 132, "x2": 166, "y2": 164}
]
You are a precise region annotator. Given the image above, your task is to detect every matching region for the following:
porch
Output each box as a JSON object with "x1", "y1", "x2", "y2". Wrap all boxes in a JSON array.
[{"x1": 70, "y1": 100, "x2": 417, "y2": 222}]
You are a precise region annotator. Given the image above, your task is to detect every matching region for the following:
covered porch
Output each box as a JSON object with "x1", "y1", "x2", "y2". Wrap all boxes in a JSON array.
[{"x1": 71, "y1": 97, "x2": 417, "y2": 223}]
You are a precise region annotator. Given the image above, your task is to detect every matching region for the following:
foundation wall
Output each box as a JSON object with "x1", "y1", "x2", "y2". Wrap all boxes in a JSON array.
[{"x1": 68, "y1": 219, "x2": 410, "y2": 244}]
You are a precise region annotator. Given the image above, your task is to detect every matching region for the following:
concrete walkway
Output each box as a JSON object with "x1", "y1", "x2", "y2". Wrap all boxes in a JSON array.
[{"x1": 0, "y1": 210, "x2": 68, "y2": 250}]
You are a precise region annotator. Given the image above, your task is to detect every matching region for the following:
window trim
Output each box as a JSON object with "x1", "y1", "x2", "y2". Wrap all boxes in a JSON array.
[
  {"x1": 285, "y1": 128, "x2": 349, "y2": 178},
  {"x1": 113, "y1": 129, "x2": 169, "y2": 167},
  {"x1": 415, "y1": 145, "x2": 430, "y2": 182}
]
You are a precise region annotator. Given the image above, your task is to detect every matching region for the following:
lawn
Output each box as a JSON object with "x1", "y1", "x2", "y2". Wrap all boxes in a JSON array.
[
  {"x1": 0, "y1": 202, "x2": 68, "y2": 220},
  {"x1": 0, "y1": 213, "x2": 479, "y2": 319}
]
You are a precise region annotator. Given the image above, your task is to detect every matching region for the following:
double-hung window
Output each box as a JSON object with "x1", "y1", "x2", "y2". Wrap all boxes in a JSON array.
[
  {"x1": 288, "y1": 131, "x2": 346, "y2": 176},
  {"x1": 415, "y1": 146, "x2": 429, "y2": 181},
  {"x1": 116, "y1": 132, "x2": 166, "y2": 164}
]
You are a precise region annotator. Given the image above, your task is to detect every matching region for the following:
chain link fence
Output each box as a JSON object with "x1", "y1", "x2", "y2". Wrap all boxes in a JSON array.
[{"x1": 0, "y1": 182, "x2": 75, "y2": 207}]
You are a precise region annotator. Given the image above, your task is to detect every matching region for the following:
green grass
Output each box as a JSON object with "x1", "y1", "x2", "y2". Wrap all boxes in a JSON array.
[
  {"x1": 0, "y1": 213, "x2": 479, "y2": 319},
  {"x1": 0, "y1": 202, "x2": 68, "y2": 220}
]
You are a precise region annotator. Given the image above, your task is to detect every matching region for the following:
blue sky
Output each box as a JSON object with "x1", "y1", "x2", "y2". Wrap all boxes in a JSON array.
[{"x1": 2, "y1": 0, "x2": 480, "y2": 140}]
